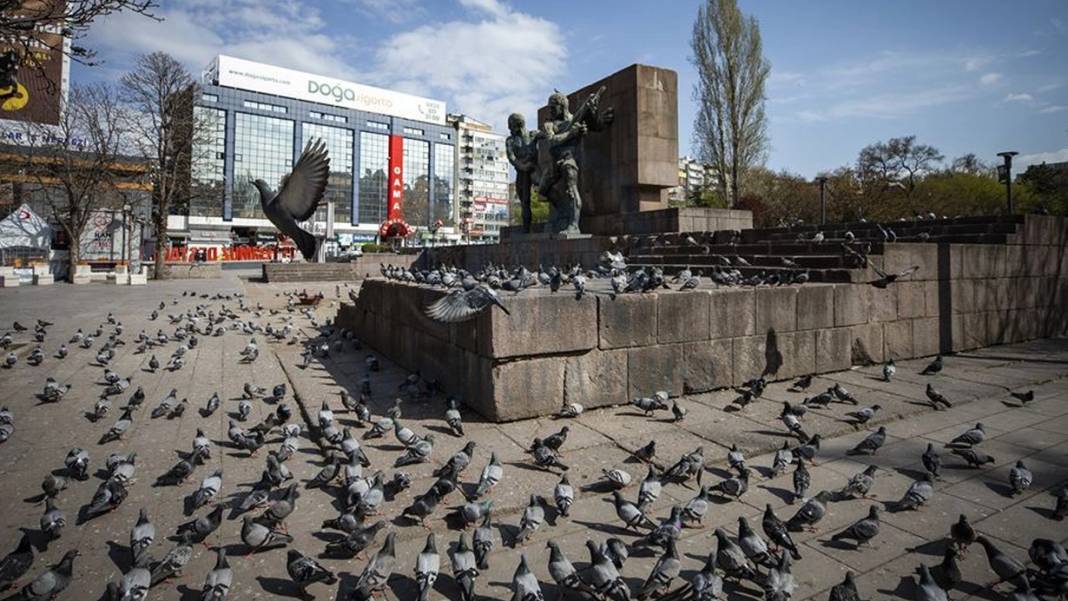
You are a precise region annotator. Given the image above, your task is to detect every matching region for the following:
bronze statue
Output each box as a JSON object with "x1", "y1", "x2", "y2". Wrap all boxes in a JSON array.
[
  {"x1": 505, "y1": 113, "x2": 538, "y2": 233},
  {"x1": 509, "y1": 87, "x2": 614, "y2": 235}
]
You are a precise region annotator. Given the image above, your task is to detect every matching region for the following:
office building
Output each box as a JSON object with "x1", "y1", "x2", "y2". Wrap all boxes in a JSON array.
[
  {"x1": 669, "y1": 155, "x2": 716, "y2": 203},
  {"x1": 171, "y1": 55, "x2": 463, "y2": 250},
  {"x1": 448, "y1": 114, "x2": 509, "y2": 243}
]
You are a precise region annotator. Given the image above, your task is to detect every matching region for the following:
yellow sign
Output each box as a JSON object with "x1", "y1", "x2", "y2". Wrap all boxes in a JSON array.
[{"x1": 1, "y1": 84, "x2": 29, "y2": 112}]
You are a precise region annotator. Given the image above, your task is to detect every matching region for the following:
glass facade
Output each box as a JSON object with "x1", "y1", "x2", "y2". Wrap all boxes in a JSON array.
[
  {"x1": 357, "y1": 131, "x2": 389, "y2": 225},
  {"x1": 403, "y1": 138, "x2": 430, "y2": 227},
  {"x1": 303, "y1": 123, "x2": 354, "y2": 224},
  {"x1": 432, "y1": 143, "x2": 454, "y2": 226},
  {"x1": 189, "y1": 106, "x2": 226, "y2": 218},
  {"x1": 233, "y1": 112, "x2": 294, "y2": 219}
]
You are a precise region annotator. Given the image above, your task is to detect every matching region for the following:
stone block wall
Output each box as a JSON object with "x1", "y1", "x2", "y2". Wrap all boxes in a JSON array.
[{"x1": 338, "y1": 215, "x2": 1068, "y2": 422}]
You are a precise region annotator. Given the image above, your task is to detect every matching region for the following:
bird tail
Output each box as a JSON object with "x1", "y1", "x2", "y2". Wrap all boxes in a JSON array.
[{"x1": 292, "y1": 227, "x2": 318, "y2": 262}]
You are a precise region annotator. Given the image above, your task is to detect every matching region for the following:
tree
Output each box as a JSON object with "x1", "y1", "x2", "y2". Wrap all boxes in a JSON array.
[
  {"x1": 857, "y1": 135, "x2": 944, "y2": 200},
  {"x1": 1017, "y1": 163, "x2": 1068, "y2": 215},
  {"x1": 18, "y1": 83, "x2": 132, "y2": 281},
  {"x1": 690, "y1": 0, "x2": 770, "y2": 208},
  {"x1": 1, "y1": 0, "x2": 157, "y2": 91},
  {"x1": 121, "y1": 51, "x2": 209, "y2": 279},
  {"x1": 949, "y1": 153, "x2": 991, "y2": 176}
]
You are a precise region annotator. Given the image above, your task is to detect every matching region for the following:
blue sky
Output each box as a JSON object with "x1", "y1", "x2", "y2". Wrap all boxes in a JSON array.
[{"x1": 79, "y1": 0, "x2": 1068, "y2": 176}]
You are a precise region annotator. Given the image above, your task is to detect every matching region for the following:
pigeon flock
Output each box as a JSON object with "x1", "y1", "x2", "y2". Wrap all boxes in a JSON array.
[{"x1": 0, "y1": 277, "x2": 1066, "y2": 601}]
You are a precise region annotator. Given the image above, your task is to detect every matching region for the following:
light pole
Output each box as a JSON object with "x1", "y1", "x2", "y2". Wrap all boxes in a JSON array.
[
  {"x1": 996, "y1": 151, "x2": 1018, "y2": 213},
  {"x1": 815, "y1": 176, "x2": 828, "y2": 225},
  {"x1": 121, "y1": 202, "x2": 131, "y2": 266}
]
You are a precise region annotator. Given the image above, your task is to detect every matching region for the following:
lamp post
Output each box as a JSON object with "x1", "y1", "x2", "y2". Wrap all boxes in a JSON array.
[
  {"x1": 121, "y1": 203, "x2": 131, "y2": 265},
  {"x1": 815, "y1": 176, "x2": 828, "y2": 225},
  {"x1": 996, "y1": 151, "x2": 1018, "y2": 213}
]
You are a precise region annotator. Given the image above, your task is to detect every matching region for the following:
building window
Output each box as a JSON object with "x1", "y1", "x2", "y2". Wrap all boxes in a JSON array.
[
  {"x1": 310, "y1": 111, "x2": 347, "y2": 123},
  {"x1": 201, "y1": 93, "x2": 218, "y2": 102},
  {"x1": 242, "y1": 100, "x2": 287, "y2": 114},
  {"x1": 233, "y1": 112, "x2": 294, "y2": 220},
  {"x1": 403, "y1": 138, "x2": 430, "y2": 227},
  {"x1": 357, "y1": 131, "x2": 389, "y2": 225},
  {"x1": 303, "y1": 123, "x2": 354, "y2": 224},
  {"x1": 403, "y1": 126, "x2": 424, "y2": 136},
  {"x1": 190, "y1": 107, "x2": 226, "y2": 218},
  {"x1": 433, "y1": 143, "x2": 454, "y2": 227},
  {"x1": 366, "y1": 121, "x2": 388, "y2": 131},
  {"x1": 439, "y1": 132, "x2": 451, "y2": 141}
]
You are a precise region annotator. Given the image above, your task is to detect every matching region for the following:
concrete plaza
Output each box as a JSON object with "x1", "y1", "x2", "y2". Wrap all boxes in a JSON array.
[{"x1": 0, "y1": 274, "x2": 1065, "y2": 600}]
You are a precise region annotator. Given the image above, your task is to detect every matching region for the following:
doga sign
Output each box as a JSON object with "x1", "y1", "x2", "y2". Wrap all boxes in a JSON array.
[{"x1": 212, "y1": 55, "x2": 445, "y2": 125}]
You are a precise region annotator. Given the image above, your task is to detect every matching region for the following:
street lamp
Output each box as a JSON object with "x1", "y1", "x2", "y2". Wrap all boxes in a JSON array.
[
  {"x1": 814, "y1": 176, "x2": 828, "y2": 225},
  {"x1": 996, "y1": 151, "x2": 1019, "y2": 213}
]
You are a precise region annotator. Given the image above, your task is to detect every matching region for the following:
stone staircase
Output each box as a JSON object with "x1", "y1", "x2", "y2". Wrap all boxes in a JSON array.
[{"x1": 626, "y1": 215, "x2": 1026, "y2": 282}]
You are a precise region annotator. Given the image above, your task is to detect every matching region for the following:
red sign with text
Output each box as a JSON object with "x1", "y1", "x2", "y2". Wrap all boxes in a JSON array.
[{"x1": 388, "y1": 134, "x2": 404, "y2": 221}]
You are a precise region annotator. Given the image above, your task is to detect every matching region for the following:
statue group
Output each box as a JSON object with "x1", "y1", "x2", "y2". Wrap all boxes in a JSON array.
[{"x1": 507, "y1": 87, "x2": 614, "y2": 235}]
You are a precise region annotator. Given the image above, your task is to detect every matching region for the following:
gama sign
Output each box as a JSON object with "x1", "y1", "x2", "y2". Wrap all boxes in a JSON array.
[{"x1": 212, "y1": 55, "x2": 445, "y2": 125}]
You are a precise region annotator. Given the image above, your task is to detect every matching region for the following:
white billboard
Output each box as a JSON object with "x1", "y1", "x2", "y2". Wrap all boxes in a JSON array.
[{"x1": 211, "y1": 55, "x2": 446, "y2": 125}]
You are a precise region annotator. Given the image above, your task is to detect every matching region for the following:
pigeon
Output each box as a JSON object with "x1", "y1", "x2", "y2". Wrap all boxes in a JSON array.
[
  {"x1": 40, "y1": 497, "x2": 65, "y2": 539},
  {"x1": 663, "y1": 446, "x2": 705, "y2": 484},
  {"x1": 531, "y1": 443, "x2": 568, "y2": 472},
  {"x1": 848, "y1": 426, "x2": 887, "y2": 455},
  {"x1": 13, "y1": 549, "x2": 78, "y2": 600},
  {"x1": 395, "y1": 434, "x2": 434, "y2": 466},
  {"x1": 902, "y1": 439, "x2": 934, "y2": 477},
  {"x1": 737, "y1": 516, "x2": 773, "y2": 567},
  {"x1": 1008, "y1": 460, "x2": 1032, "y2": 496},
  {"x1": 714, "y1": 527, "x2": 757, "y2": 581},
  {"x1": 64, "y1": 448, "x2": 90, "y2": 481},
  {"x1": 451, "y1": 533, "x2": 480, "y2": 601},
  {"x1": 554, "y1": 474, "x2": 574, "y2": 517},
  {"x1": 763, "y1": 551, "x2": 797, "y2": 601},
  {"x1": 787, "y1": 490, "x2": 831, "y2": 532},
  {"x1": 638, "y1": 465, "x2": 663, "y2": 509},
  {"x1": 838, "y1": 465, "x2": 878, "y2": 500},
  {"x1": 558, "y1": 403, "x2": 584, "y2": 418},
  {"x1": 831, "y1": 383, "x2": 858, "y2": 405},
  {"x1": 106, "y1": 558, "x2": 151, "y2": 601},
  {"x1": 192, "y1": 469, "x2": 223, "y2": 510},
  {"x1": 933, "y1": 547, "x2": 962, "y2": 593},
  {"x1": 174, "y1": 505, "x2": 224, "y2": 543},
  {"x1": 324, "y1": 520, "x2": 386, "y2": 558},
  {"x1": 201, "y1": 393, "x2": 220, "y2": 417},
  {"x1": 613, "y1": 490, "x2": 656, "y2": 531},
  {"x1": 671, "y1": 400, "x2": 687, "y2": 422},
  {"x1": 151, "y1": 389, "x2": 178, "y2": 419},
  {"x1": 129, "y1": 508, "x2": 155, "y2": 565},
  {"x1": 639, "y1": 538, "x2": 682, "y2": 600},
  {"x1": 435, "y1": 441, "x2": 475, "y2": 477},
  {"x1": 237, "y1": 400, "x2": 252, "y2": 421},
  {"x1": 1010, "y1": 390, "x2": 1034, "y2": 405},
  {"x1": 636, "y1": 506, "x2": 684, "y2": 551},
  {"x1": 445, "y1": 398, "x2": 465, "y2": 436},
  {"x1": 456, "y1": 500, "x2": 492, "y2": 529},
  {"x1": 633, "y1": 440, "x2": 657, "y2": 463},
  {"x1": 671, "y1": 552, "x2": 723, "y2": 601},
  {"x1": 925, "y1": 384, "x2": 952, "y2": 410},
  {"x1": 201, "y1": 547, "x2": 232, "y2": 601},
  {"x1": 952, "y1": 448, "x2": 996, "y2": 468},
  {"x1": 602, "y1": 468, "x2": 632, "y2": 489},
  {"x1": 977, "y1": 535, "x2": 1029, "y2": 589},
  {"x1": 547, "y1": 540, "x2": 593, "y2": 598},
  {"x1": 99, "y1": 408, "x2": 134, "y2": 444},
  {"x1": 846, "y1": 405, "x2": 881, "y2": 426},
  {"x1": 513, "y1": 495, "x2": 548, "y2": 546},
  {"x1": 711, "y1": 467, "x2": 749, "y2": 499},
  {"x1": 868, "y1": 264, "x2": 920, "y2": 288},
  {"x1": 830, "y1": 505, "x2": 881, "y2": 547},
  {"x1": 895, "y1": 472, "x2": 934, "y2": 511},
  {"x1": 584, "y1": 539, "x2": 630, "y2": 601},
  {"x1": 950, "y1": 514, "x2": 977, "y2": 552},
  {"x1": 948, "y1": 423, "x2": 985, "y2": 447},
  {"x1": 83, "y1": 478, "x2": 128, "y2": 520},
  {"x1": 352, "y1": 531, "x2": 396, "y2": 601},
  {"x1": 793, "y1": 457, "x2": 811, "y2": 502},
  {"x1": 763, "y1": 504, "x2": 802, "y2": 560},
  {"x1": 791, "y1": 374, "x2": 813, "y2": 391},
  {"x1": 241, "y1": 515, "x2": 292, "y2": 552},
  {"x1": 473, "y1": 513, "x2": 495, "y2": 570},
  {"x1": 473, "y1": 452, "x2": 503, "y2": 499},
  {"x1": 150, "y1": 534, "x2": 193, "y2": 586},
  {"x1": 916, "y1": 563, "x2": 948, "y2": 601},
  {"x1": 0, "y1": 534, "x2": 33, "y2": 591},
  {"x1": 286, "y1": 549, "x2": 337, "y2": 591},
  {"x1": 771, "y1": 441, "x2": 794, "y2": 476},
  {"x1": 632, "y1": 393, "x2": 669, "y2": 415},
  {"x1": 413, "y1": 534, "x2": 440, "y2": 601},
  {"x1": 794, "y1": 434, "x2": 821, "y2": 462},
  {"x1": 401, "y1": 489, "x2": 443, "y2": 528},
  {"x1": 921, "y1": 355, "x2": 944, "y2": 375},
  {"x1": 682, "y1": 486, "x2": 713, "y2": 526},
  {"x1": 426, "y1": 286, "x2": 510, "y2": 322}
]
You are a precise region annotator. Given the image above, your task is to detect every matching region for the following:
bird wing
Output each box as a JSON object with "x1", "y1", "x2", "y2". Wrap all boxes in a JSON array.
[
  {"x1": 272, "y1": 138, "x2": 330, "y2": 222},
  {"x1": 895, "y1": 265, "x2": 921, "y2": 278},
  {"x1": 426, "y1": 290, "x2": 484, "y2": 323}
]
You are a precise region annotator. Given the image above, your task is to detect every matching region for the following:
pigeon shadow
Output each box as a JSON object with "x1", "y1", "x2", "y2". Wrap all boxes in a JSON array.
[
  {"x1": 985, "y1": 481, "x2": 1015, "y2": 497},
  {"x1": 573, "y1": 519, "x2": 634, "y2": 538},
  {"x1": 106, "y1": 540, "x2": 130, "y2": 572},
  {"x1": 905, "y1": 538, "x2": 947, "y2": 557},
  {"x1": 1026, "y1": 505, "x2": 1056, "y2": 520},
  {"x1": 876, "y1": 575, "x2": 916, "y2": 601},
  {"x1": 255, "y1": 576, "x2": 307, "y2": 599},
  {"x1": 757, "y1": 485, "x2": 795, "y2": 505}
]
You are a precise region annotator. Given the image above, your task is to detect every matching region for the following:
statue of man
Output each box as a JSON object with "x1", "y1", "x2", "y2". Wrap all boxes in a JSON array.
[{"x1": 505, "y1": 113, "x2": 538, "y2": 233}]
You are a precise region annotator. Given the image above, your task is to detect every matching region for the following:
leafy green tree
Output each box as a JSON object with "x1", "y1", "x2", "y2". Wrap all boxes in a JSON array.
[{"x1": 1017, "y1": 163, "x2": 1068, "y2": 215}]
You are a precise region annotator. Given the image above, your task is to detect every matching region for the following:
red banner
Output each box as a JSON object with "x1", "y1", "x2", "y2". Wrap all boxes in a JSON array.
[{"x1": 387, "y1": 134, "x2": 404, "y2": 221}]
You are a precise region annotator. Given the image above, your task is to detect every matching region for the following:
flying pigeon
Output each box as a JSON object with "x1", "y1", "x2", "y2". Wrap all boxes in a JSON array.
[
  {"x1": 425, "y1": 286, "x2": 510, "y2": 323},
  {"x1": 252, "y1": 138, "x2": 330, "y2": 261}
]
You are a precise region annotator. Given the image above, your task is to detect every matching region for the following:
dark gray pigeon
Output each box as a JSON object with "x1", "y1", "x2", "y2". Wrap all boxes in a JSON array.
[
  {"x1": 251, "y1": 139, "x2": 330, "y2": 261},
  {"x1": 426, "y1": 286, "x2": 510, "y2": 323},
  {"x1": 12, "y1": 549, "x2": 77, "y2": 600},
  {"x1": 848, "y1": 427, "x2": 886, "y2": 455},
  {"x1": 0, "y1": 534, "x2": 33, "y2": 591},
  {"x1": 830, "y1": 505, "x2": 881, "y2": 548}
]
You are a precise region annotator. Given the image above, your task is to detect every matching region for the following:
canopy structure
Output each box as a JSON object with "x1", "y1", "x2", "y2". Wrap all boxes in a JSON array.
[{"x1": 0, "y1": 204, "x2": 51, "y2": 250}]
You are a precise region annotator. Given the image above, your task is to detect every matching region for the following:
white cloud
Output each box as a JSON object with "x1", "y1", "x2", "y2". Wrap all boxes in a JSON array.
[
  {"x1": 964, "y1": 56, "x2": 991, "y2": 72},
  {"x1": 1018, "y1": 49, "x2": 1041, "y2": 57},
  {"x1": 351, "y1": 0, "x2": 424, "y2": 24},
  {"x1": 1004, "y1": 93, "x2": 1034, "y2": 102},
  {"x1": 979, "y1": 72, "x2": 1002, "y2": 86},
  {"x1": 1039, "y1": 105, "x2": 1067, "y2": 114},
  {"x1": 374, "y1": 1, "x2": 566, "y2": 131}
]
